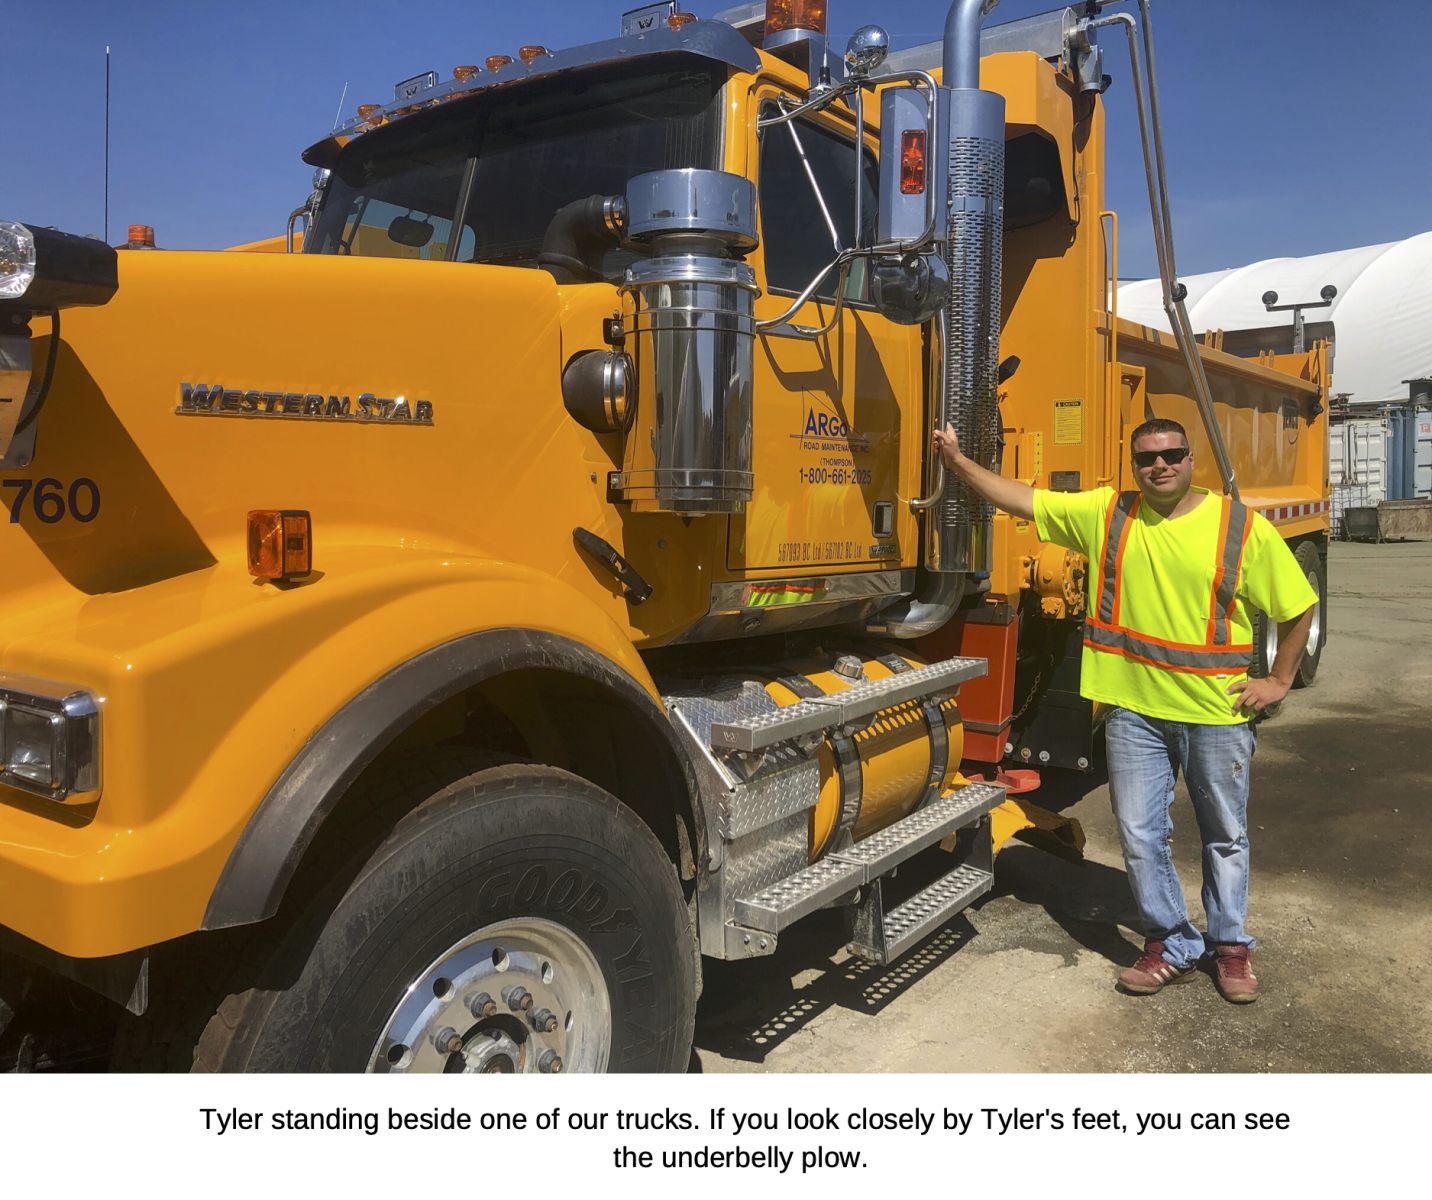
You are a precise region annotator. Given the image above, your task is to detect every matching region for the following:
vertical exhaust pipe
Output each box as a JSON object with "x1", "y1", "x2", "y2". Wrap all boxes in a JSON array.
[{"x1": 928, "y1": 0, "x2": 1004, "y2": 575}]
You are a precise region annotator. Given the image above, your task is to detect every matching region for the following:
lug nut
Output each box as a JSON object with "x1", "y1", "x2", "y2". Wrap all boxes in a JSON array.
[
  {"x1": 531, "y1": 1007, "x2": 559, "y2": 1033},
  {"x1": 538, "y1": 1049, "x2": 563, "y2": 1074},
  {"x1": 468, "y1": 991, "x2": 498, "y2": 1018},
  {"x1": 503, "y1": 985, "x2": 533, "y2": 1012},
  {"x1": 431, "y1": 1026, "x2": 463, "y2": 1053}
]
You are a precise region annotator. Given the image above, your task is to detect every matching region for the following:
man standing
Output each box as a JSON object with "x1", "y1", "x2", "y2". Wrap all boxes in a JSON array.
[{"x1": 934, "y1": 417, "x2": 1317, "y2": 1003}]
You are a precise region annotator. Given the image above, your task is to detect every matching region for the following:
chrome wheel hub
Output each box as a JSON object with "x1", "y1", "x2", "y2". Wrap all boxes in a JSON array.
[
  {"x1": 368, "y1": 917, "x2": 611, "y2": 1073},
  {"x1": 1305, "y1": 568, "x2": 1322, "y2": 656}
]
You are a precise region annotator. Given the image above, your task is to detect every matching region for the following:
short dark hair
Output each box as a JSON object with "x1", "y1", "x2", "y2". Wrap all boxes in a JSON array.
[{"x1": 1130, "y1": 417, "x2": 1189, "y2": 452}]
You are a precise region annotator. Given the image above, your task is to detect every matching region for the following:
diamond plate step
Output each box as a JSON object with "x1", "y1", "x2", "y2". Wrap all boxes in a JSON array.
[
  {"x1": 709, "y1": 656, "x2": 987, "y2": 753},
  {"x1": 848, "y1": 863, "x2": 994, "y2": 964},
  {"x1": 732, "y1": 781, "x2": 1003, "y2": 934},
  {"x1": 833, "y1": 781, "x2": 1002, "y2": 878},
  {"x1": 731, "y1": 857, "x2": 865, "y2": 933}
]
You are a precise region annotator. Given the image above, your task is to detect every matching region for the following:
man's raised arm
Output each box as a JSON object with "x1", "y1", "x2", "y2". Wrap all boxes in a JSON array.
[{"x1": 932, "y1": 423, "x2": 1036, "y2": 522}]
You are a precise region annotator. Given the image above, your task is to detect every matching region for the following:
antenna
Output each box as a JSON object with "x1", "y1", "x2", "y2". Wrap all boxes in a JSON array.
[
  {"x1": 104, "y1": 46, "x2": 111, "y2": 244},
  {"x1": 332, "y1": 82, "x2": 349, "y2": 132}
]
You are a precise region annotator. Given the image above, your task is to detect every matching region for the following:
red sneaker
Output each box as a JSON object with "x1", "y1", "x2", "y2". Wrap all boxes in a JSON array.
[
  {"x1": 1213, "y1": 943, "x2": 1259, "y2": 1004},
  {"x1": 1117, "y1": 941, "x2": 1196, "y2": 994}
]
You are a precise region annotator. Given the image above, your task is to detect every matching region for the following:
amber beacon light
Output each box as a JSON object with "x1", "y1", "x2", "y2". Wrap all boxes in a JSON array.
[
  {"x1": 765, "y1": 0, "x2": 827, "y2": 35},
  {"x1": 248, "y1": 510, "x2": 313, "y2": 581}
]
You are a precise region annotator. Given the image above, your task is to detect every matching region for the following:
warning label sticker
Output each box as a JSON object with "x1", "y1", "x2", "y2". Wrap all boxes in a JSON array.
[{"x1": 1054, "y1": 398, "x2": 1084, "y2": 445}]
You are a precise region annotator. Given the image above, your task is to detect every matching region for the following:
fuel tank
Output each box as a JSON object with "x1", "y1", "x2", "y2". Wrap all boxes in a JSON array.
[{"x1": 729, "y1": 647, "x2": 964, "y2": 859}]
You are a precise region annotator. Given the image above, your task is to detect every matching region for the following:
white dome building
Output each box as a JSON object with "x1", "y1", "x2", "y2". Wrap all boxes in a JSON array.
[
  {"x1": 1119, "y1": 234, "x2": 1432, "y2": 516},
  {"x1": 1117, "y1": 232, "x2": 1432, "y2": 405}
]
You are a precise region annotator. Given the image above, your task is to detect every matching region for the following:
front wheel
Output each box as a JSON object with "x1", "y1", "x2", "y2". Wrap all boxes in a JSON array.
[{"x1": 120, "y1": 755, "x2": 697, "y2": 1072}]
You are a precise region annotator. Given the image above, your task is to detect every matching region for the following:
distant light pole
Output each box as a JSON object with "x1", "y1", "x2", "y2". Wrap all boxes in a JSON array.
[{"x1": 1262, "y1": 284, "x2": 1337, "y2": 354}]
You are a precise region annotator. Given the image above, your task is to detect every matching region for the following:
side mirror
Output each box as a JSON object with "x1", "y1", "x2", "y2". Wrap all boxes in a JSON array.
[{"x1": 871, "y1": 253, "x2": 949, "y2": 326}]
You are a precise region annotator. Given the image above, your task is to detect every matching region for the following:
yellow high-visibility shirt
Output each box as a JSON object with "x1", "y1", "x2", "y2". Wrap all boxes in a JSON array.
[{"x1": 1033, "y1": 486, "x2": 1319, "y2": 724}]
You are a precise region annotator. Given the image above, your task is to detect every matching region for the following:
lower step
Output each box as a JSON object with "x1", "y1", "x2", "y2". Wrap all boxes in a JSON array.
[{"x1": 847, "y1": 862, "x2": 994, "y2": 965}]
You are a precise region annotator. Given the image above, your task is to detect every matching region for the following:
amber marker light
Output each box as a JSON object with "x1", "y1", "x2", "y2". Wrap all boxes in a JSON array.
[
  {"x1": 900, "y1": 129, "x2": 927, "y2": 195},
  {"x1": 668, "y1": 11, "x2": 697, "y2": 28},
  {"x1": 356, "y1": 104, "x2": 382, "y2": 118},
  {"x1": 765, "y1": 0, "x2": 827, "y2": 35},
  {"x1": 248, "y1": 510, "x2": 313, "y2": 582},
  {"x1": 486, "y1": 54, "x2": 513, "y2": 72},
  {"x1": 518, "y1": 45, "x2": 548, "y2": 65},
  {"x1": 452, "y1": 64, "x2": 479, "y2": 81}
]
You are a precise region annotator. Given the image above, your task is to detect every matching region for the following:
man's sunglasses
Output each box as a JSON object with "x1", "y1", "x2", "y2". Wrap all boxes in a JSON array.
[{"x1": 1132, "y1": 447, "x2": 1190, "y2": 469}]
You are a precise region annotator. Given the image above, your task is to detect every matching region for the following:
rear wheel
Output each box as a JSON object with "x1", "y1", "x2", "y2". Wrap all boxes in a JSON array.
[
  {"x1": 115, "y1": 752, "x2": 696, "y2": 1073},
  {"x1": 1250, "y1": 609, "x2": 1282, "y2": 719},
  {"x1": 1291, "y1": 540, "x2": 1326, "y2": 688}
]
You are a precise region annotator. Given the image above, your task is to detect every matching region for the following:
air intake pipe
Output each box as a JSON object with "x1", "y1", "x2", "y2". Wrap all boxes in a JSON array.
[{"x1": 928, "y1": 0, "x2": 1005, "y2": 575}]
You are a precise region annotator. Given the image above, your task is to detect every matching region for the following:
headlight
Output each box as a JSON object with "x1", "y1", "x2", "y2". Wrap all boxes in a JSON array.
[
  {"x1": 0, "y1": 222, "x2": 117, "y2": 312},
  {"x1": 0, "y1": 670, "x2": 101, "y2": 802},
  {"x1": 0, "y1": 221, "x2": 36, "y2": 299}
]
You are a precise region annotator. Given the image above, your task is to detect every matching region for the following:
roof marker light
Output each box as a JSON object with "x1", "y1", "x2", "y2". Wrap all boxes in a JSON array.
[
  {"x1": 518, "y1": 45, "x2": 548, "y2": 65},
  {"x1": 356, "y1": 104, "x2": 381, "y2": 118},
  {"x1": 669, "y1": 11, "x2": 697, "y2": 28},
  {"x1": 485, "y1": 55, "x2": 513, "y2": 72},
  {"x1": 452, "y1": 64, "x2": 479, "y2": 81}
]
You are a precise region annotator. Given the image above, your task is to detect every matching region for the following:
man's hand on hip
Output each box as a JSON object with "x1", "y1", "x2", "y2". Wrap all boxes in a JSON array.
[
  {"x1": 1227, "y1": 604, "x2": 1316, "y2": 714},
  {"x1": 1225, "y1": 674, "x2": 1290, "y2": 715}
]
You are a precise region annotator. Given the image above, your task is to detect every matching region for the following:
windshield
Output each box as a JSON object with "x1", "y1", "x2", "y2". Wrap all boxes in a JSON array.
[{"x1": 307, "y1": 61, "x2": 724, "y2": 280}]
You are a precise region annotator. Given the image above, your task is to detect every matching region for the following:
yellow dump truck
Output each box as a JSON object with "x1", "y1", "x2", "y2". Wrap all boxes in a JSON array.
[{"x1": 0, "y1": 1, "x2": 1329, "y2": 1072}]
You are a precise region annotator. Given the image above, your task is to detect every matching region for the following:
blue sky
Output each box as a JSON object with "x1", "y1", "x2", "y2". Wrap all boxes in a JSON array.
[{"x1": 6, "y1": 1, "x2": 1429, "y2": 277}]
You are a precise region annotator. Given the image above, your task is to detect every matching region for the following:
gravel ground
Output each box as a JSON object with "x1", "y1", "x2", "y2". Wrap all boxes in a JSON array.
[{"x1": 695, "y1": 540, "x2": 1432, "y2": 1073}]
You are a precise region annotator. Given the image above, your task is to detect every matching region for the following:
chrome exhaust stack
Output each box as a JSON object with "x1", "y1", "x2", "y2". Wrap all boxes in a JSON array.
[
  {"x1": 619, "y1": 169, "x2": 760, "y2": 515},
  {"x1": 928, "y1": 0, "x2": 1004, "y2": 575}
]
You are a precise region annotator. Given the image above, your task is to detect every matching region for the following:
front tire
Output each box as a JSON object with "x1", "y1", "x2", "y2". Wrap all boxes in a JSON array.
[{"x1": 117, "y1": 754, "x2": 696, "y2": 1073}]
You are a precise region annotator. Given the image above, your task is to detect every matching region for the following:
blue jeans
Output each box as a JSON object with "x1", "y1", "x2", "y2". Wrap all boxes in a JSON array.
[{"x1": 1105, "y1": 708, "x2": 1257, "y2": 970}]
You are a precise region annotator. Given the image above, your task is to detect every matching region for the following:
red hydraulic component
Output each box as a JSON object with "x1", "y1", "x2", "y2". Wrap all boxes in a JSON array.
[{"x1": 917, "y1": 601, "x2": 1018, "y2": 764}]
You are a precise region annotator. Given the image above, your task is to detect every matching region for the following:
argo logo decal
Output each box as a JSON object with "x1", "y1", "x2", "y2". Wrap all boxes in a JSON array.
[
  {"x1": 791, "y1": 396, "x2": 866, "y2": 446},
  {"x1": 175, "y1": 383, "x2": 434, "y2": 424}
]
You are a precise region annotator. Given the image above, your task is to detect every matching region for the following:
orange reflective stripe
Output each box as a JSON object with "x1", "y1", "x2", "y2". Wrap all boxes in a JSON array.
[
  {"x1": 1096, "y1": 491, "x2": 1139, "y2": 625},
  {"x1": 1210, "y1": 498, "x2": 1250, "y2": 647},
  {"x1": 1085, "y1": 621, "x2": 1253, "y2": 674},
  {"x1": 1207, "y1": 496, "x2": 1232, "y2": 644},
  {"x1": 1084, "y1": 491, "x2": 1254, "y2": 673},
  {"x1": 1110, "y1": 494, "x2": 1139, "y2": 628}
]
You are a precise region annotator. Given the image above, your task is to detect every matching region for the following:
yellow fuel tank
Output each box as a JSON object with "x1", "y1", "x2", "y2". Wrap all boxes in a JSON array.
[{"x1": 754, "y1": 650, "x2": 964, "y2": 859}]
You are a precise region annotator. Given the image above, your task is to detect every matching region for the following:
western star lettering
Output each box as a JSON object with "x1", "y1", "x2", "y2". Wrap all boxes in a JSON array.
[{"x1": 177, "y1": 383, "x2": 433, "y2": 424}]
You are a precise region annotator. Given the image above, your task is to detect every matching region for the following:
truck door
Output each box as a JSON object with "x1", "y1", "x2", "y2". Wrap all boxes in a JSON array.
[{"x1": 729, "y1": 93, "x2": 921, "y2": 577}]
